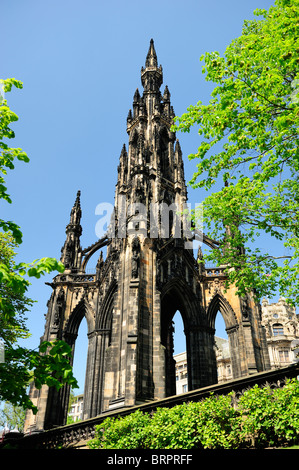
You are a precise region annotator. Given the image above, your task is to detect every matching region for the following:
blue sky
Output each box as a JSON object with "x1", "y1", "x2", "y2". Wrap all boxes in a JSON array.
[{"x1": 2, "y1": 0, "x2": 276, "y2": 393}]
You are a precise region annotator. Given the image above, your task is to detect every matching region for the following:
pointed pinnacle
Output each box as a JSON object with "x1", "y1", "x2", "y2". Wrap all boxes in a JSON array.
[
  {"x1": 127, "y1": 109, "x2": 132, "y2": 121},
  {"x1": 120, "y1": 143, "x2": 127, "y2": 157},
  {"x1": 133, "y1": 88, "x2": 140, "y2": 102},
  {"x1": 175, "y1": 139, "x2": 182, "y2": 153},
  {"x1": 66, "y1": 190, "x2": 82, "y2": 235},
  {"x1": 71, "y1": 190, "x2": 81, "y2": 219},
  {"x1": 145, "y1": 38, "x2": 158, "y2": 68},
  {"x1": 71, "y1": 190, "x2": 81, "y2": 214}
]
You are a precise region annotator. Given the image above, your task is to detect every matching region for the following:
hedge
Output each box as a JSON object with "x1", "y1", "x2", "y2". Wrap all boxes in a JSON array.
[{"x1": 87, "y1": 379, "x2": 299, "y2": 449}]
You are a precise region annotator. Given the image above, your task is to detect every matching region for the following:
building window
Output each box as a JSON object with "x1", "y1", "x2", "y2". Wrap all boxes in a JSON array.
[
  {"x1": 278, "y1": 349, "x2": 289, "y2": 363},
  {"x1": 273, "y1": 324, "x2": 284, "y2": 336},
  {"x1": 183, "y1": 384, "x2": 188, "y2": 392}
]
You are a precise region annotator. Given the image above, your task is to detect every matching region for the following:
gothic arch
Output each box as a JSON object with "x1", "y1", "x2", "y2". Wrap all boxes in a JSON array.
[
  {"x1": 44, "y1": 297, "x2": 95, "y2": 430},
  {"x1": 63, "y1": 297, "x2": 95, "y2": 341},
  {"x1": 206, "y1": 292, "x2": 243, "y2": 379},
  {"x1": 97, "y1": 279, "x2": 118, "y2": 331},
  {"x1": 160, "y1": 277, "x2": 206, "y2": 396},
  {"x1": 206, "y1": 292, "x2": 238, "y2": 331},
  {"x1": 160, "y1": 277, "x2": 201, "y2": 328},
  {"x1": 81, "y1": 281, "x2": 118, "y2": 419}
]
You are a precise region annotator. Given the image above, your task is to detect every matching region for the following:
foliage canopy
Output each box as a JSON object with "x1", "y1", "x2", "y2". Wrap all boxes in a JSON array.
[
  {"x1": 0, "y1": 78, "x2": 78, "y2": 413},
  {"x1": 173, "y1": 0, "x2": 299, "y2": 303}
]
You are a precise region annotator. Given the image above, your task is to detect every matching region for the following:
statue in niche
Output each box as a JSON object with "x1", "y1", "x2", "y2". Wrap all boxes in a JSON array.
[
  {"x1": 96, "y1": 251, "x2": 104, "y2": 279},
  {"x1": 131, "y1": 237, "x2": 140, "y2": 279},
  {"x1": 62, "y1": 235, "x2": 75, "y2": 269},
  {"x1": 240, "y1": 295, "x2": 251, "y2": 321},
  {"x1": 51, "y1": 288, "x2": 65, "y2": 332}
]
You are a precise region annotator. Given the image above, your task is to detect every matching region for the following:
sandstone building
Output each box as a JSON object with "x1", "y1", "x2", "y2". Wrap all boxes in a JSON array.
[
  {"x1": 261, "y1": 297, "x2": 299, "y2": 368},
  {"x1": 24, "y1": 40, "x2": 271, "y2": 433}
]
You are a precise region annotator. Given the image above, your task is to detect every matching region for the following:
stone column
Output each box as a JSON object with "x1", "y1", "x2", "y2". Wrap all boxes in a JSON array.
[
  {"x1": 227, "y1": 325, "x2": 243, "y2": 378},
  {"x1": 152, "y1": 290, "x2": 166, "y2": 400},
  {"x1": 83, "y1": 329, "x2": 109, "y2": 419},
  {"x1": 124, "y1": 278, "x2": 139, "y2": 406},
  {"x1": 186, "y1": 326, "x2": 217, "y2": 390}
]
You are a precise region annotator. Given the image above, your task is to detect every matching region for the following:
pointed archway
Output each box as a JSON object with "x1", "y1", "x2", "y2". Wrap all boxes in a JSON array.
[
  {"x1": 173, "y1": 311, "x2": 188, "y2": 394},
  {"x1": 160, "y1": 278, "x2": 212, "y2": 396},
  {"x1": 72, "y1": 317, "x2": 88, "y2": 396},
  {"x1": 206, "y1": 293, "x2": 241, "y2": 379}
]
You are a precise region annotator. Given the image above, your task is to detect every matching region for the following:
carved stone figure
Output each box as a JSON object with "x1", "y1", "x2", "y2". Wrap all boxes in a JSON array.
[{"x1": 131, "y1": 237, "x2": 140, "y2": 279}]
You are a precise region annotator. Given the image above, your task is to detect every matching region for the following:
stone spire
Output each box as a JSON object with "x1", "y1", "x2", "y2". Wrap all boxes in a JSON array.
[
  {"x1": 145, "y1": 38, "x2": 158, "y2": 68},
  {"x1": 141, "y1": 38, "x2": 163, "y2": 94},
  {"x1": 60, "y1": 190, "x2": 82, "y2": 271},
  {"x1": 116, "y1": 39, "x2": 187, "y2": 238}
]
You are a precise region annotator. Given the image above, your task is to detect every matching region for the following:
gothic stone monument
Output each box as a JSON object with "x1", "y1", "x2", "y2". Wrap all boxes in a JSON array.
[{"x1": 24, "y1": 40, "x2": 270, "y2": 433}]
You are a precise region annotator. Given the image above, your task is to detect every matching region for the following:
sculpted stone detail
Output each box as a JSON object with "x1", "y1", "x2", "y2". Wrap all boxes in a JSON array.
[
  {"x1": 240, "y1": 295, "x2": 252, "y2": 321},
  {"x1": 50, "y1": 288, "x2": 65, "y2": 334},
  {"x1": 131, "y1": 236, "x2": 140, "y2": 279},
  {"x1": 207, "y1": 277, "x2": 224, "y2": 295}
]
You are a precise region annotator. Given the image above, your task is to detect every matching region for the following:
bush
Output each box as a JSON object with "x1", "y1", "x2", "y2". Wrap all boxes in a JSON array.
[
  {"x1": 87, "y1": 379, "x2": 299, "y2": 449},
  {"x1": 143, "y1": 395, "x2": 240, "y2": 449},
  {"x1": 88, "y1": 409, "x2": 151, "y2": 449},
  {"x1": 238, "y1": 380, "x2": 299, "y2": 448}
]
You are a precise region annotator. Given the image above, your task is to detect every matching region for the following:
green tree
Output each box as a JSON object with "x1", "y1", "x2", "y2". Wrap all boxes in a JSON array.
[
  {"x1": 173, "y1": 0, "x2": 299, "y2": 304},
  {"x1": 0, "y1": 402, "x2": 26, "y2": 433},
  {"x1": 0, "y1": 78, "x2": 78, "y2": 414},
  {"x1": 0, "y1": 232, "x2": 33, "y2": 347}
]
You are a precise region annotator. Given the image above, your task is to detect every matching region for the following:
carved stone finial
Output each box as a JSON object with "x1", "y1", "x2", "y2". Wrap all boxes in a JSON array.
[{"x1": 145, "y1": 38, "x2": 158, "y2": 68}]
